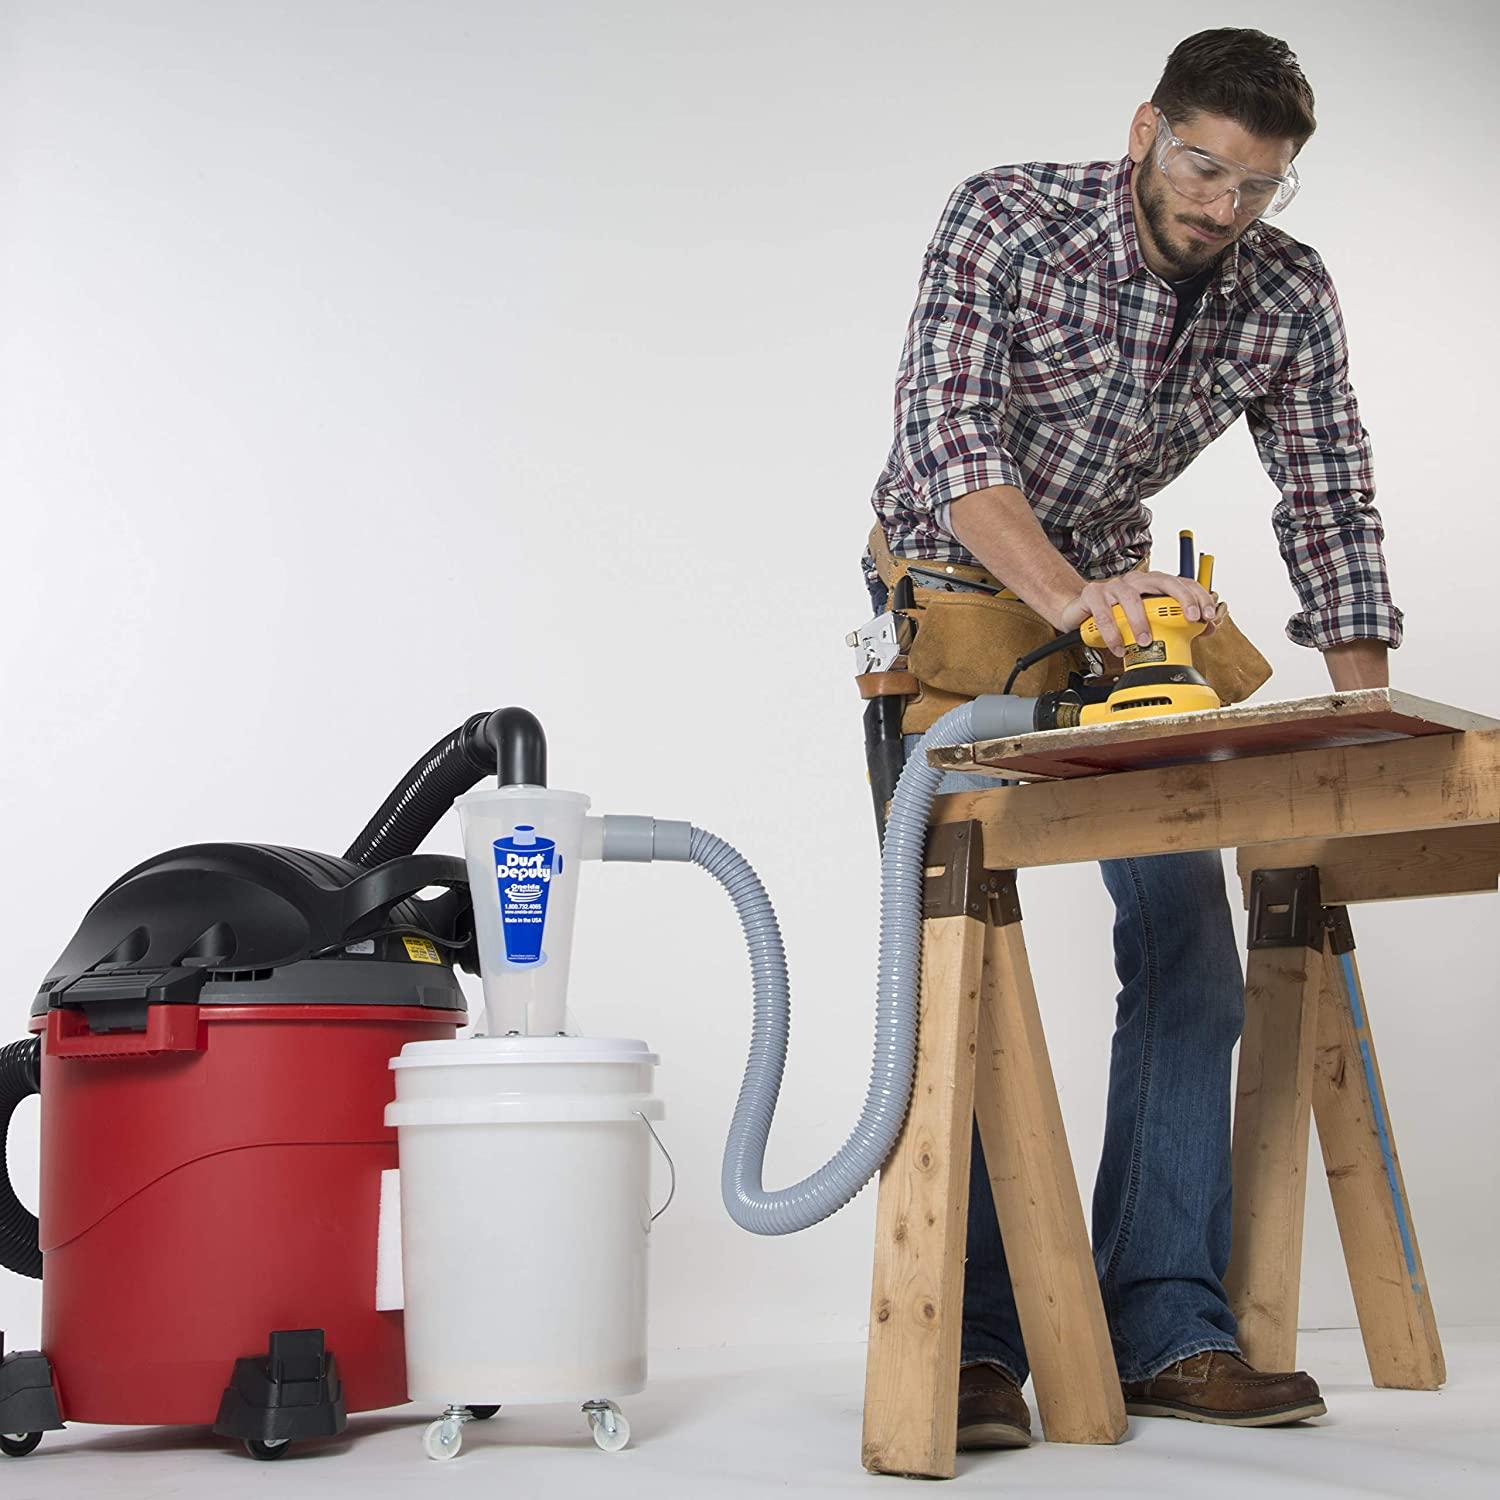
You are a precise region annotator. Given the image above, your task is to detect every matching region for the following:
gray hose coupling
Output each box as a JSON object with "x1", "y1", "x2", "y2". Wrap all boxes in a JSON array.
[{"x1": 600, "y1": 815, "x2": 693, "y2": 863}]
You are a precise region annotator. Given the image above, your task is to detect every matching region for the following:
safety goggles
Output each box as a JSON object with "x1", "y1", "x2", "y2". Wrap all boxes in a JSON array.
[{"x1": 1153, "y1": 110, "x2": 1301, "y2": 220}]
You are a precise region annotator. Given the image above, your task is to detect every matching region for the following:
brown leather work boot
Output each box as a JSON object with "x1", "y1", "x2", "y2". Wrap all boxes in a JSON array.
[
  {"x1": 956, "y1": 1362, "x2": 1032, "y2": 1450},
  {"x1": 1122, "y1": 1350, "x2": 1326, "y2": 1426}
]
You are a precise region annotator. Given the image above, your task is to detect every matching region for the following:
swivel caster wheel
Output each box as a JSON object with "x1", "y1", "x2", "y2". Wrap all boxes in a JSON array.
[
  {"x1": 583, "y1": 1399, "x2": 629, "y2": 1452},
  {"x1": 423, "y1": 1415, "x2": 464, "y2": 1462},
  {"x1": 244, "y1": 1438, "x2": 290, "y2": 1461},
  {"x1": 466, "y1": 1404, "x2": 501, "y2": 1421},
  {"x1": 1, "y1": 1432, "x2": 43, "y2": 1458}
]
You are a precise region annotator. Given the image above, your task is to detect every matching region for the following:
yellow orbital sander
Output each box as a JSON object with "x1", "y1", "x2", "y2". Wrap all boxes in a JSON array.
[{"x1": 1002, "y1": 531, "x2": 1222, "y2": 728}]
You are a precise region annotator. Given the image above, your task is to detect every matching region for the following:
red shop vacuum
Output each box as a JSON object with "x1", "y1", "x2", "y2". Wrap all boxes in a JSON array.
[{"x1": 0, "y1": 707, "x2": 547, "y2": 1460}]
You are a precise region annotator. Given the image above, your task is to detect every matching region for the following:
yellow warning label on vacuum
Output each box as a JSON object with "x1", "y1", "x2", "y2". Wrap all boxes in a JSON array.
[{"x1": 402, "y1": 936, "x2": 443, "y2": 965}]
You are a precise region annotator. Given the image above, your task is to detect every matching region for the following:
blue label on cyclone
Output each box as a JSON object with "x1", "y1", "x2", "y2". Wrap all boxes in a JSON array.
[{"x1": 493, "y1": 825, "x2": 561, "y2": 966}]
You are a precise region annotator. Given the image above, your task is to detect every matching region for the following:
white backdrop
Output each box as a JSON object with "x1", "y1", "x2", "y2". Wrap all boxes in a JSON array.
[{"x1": 2, "y1": 0, "x2": 1495, "y2": 1359}]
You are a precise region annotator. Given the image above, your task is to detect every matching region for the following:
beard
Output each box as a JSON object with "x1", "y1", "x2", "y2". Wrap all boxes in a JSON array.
[{"x1": 1133, "y1": 151, "x2": 1237, "y2": 280}]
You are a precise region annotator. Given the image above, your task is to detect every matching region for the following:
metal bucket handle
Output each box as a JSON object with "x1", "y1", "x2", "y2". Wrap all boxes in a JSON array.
[{"x1": 636, "y1": 1111, "x2": 676, "y2": 1227}]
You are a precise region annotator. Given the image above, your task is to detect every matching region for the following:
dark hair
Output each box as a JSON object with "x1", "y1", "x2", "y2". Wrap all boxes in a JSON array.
[{"x1": 1152, "y1": 28, "x2": 1317, "y2": 154}]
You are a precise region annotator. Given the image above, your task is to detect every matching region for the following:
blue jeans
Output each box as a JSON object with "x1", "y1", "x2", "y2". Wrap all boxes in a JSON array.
[{"x1": 903, "y1": 740, "x2": 1246, "y2": 1384}]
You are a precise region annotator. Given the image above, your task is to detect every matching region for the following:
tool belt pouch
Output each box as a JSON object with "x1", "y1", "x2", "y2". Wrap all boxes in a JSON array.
[
  {"x1": 1194, "y1": 611, "x2": 1273, "y2": 705},
  {"x1": 902, "y1": 589, "x2": 1083, "y2": 735}
]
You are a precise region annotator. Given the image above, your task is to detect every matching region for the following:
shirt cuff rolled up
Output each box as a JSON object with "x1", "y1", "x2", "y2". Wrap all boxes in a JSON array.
[
  {"x1": 1285, "y1": 598, "x2": 1404, "y2": 651},
  {"x1": 918, "y1": 449, "x2": 1026, "y2": 539}
]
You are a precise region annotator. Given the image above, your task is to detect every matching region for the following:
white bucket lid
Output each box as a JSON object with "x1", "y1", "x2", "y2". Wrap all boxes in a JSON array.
[
  {"x1": 387, "y1": 1094, "x2": 664, "y2": 1125},
  {"x1": 391, "y1": 1035, "x2": 658, "y2": 1069}
]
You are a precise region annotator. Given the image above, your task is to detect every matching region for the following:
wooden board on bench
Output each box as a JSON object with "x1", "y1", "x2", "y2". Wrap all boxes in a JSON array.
[{"x1": 927, "y1": 689, "x2": 1500, "y2": 782}]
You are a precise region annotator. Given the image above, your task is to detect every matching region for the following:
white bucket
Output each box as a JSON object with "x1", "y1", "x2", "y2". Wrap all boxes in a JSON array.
[
  {"x1": 387, "y1": 1035, "x2": 662, "y2": 1405},
  {"x1": 454, "y1": 786, "x2": 591, "y2": 1036}
]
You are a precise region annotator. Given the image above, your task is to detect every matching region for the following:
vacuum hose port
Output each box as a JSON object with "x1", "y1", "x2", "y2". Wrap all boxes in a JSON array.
[{"x1": 478, "y1": 707, "x2": 547, "y2": 789}]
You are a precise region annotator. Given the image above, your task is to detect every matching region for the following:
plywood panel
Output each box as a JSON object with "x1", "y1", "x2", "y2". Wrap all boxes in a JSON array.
[{"x1": 928, "y1": 690, "x2": 1498, "y2": 782}]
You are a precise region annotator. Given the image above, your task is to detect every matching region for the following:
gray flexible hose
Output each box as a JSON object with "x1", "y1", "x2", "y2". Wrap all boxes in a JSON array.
[{"x1": 690, "y1": 697, "x2": 1005, "y2": 1235}]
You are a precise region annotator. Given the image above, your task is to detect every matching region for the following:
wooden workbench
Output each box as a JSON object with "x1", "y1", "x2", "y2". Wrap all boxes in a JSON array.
[{"x1": 860, "y1": 689, "x2": 1500, "y2": 1479}]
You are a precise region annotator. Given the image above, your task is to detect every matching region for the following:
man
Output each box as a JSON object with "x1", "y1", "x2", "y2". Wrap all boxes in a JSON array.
[{"x1": 864, "y1": 28, "x2": 1400, "y2": 1446}]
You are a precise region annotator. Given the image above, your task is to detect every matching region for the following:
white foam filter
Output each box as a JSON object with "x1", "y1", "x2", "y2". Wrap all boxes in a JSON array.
[{"x1": 375, "y1": 1168, "x2": 404, "y2": 1311}]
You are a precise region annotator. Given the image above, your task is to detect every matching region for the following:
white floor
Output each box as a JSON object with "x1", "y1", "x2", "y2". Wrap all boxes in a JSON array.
[{"x1": 5, "y1": 1327, "x2": 1496, "y2": 1499}]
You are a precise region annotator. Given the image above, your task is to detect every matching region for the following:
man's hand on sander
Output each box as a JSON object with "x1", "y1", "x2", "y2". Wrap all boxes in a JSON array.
[
  {"x1": 1059, "y1": 571, "x2": 1222, "y2": 657},
  {"x1": 947, "y1": 489, "x2": 1223, "y2": 660}
]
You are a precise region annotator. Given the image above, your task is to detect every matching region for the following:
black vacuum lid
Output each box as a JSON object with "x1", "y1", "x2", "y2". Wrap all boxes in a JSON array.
[{"x1": 33, "y1": 843, "x2": 474, "y2": 1024}]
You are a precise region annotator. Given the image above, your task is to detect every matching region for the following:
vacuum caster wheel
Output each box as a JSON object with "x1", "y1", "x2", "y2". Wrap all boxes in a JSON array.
[
  {"x1": 584, "y1": 1400, "x2": 629, "y2": 1452},
  {"x1": 1, "y1": 1433, "x2": 43, "y2": 1458},
  {"x1": 244, "y1": 1438, "x2": 290, "y2": 1461},
  {"x1": 466, "y1": 1405, "x2": 501, "y2": 1421},
  {"x1": 423, "y1": 1417, "x2": 464, "y2": 1462}
]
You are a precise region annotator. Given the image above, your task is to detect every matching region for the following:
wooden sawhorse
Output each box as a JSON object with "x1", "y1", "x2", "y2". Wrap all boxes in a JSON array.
[
  {"x1": 861, "y1": 693, "x2": 1499, "y2": 1478},
  {"x1": 1225, "y1": 826, "x2": 1500, "y2": 1388}
]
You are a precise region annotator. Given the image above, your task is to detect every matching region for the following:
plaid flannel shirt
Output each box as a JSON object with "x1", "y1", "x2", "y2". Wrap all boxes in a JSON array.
[{"x1": 867, "y1": 155, "x2": 1402, "y2": 650}]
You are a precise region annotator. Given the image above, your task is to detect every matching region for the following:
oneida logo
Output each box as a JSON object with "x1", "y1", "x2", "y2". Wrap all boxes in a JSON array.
[{"x1": 498, "y1": 850, "x2": 554, "y2": 882}]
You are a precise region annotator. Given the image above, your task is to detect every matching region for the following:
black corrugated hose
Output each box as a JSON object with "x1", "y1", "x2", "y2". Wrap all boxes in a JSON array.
[
  {"x1": 342, "y1": 708, "x2": 547, "y2": 868},
  {"x1": 0, "y1": 1035, "x2": 42, "y2": 1279}
]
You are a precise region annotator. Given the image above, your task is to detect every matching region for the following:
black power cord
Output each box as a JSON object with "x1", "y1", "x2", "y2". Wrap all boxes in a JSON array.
[
  {"x1": 1003, "y1": 626, "x2": 1084, "y2": 695},
  {"x1": 309, "y1": 923, "x2": 474, "y2": 960}
]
